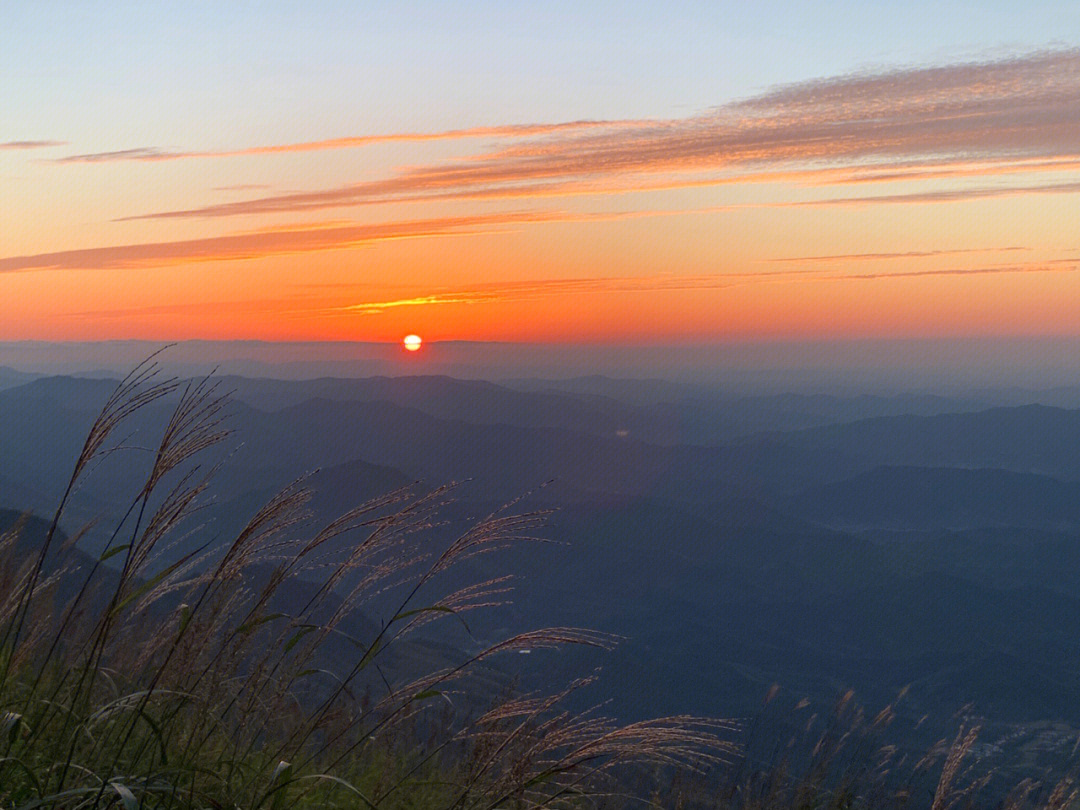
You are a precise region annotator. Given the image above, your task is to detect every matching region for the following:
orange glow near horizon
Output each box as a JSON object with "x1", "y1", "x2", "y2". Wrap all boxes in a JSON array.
[
  {"x1": 5, "y1": 47, "x2": 1080, "y2": 347},
  {"x1": 5, "y1": 258, "x2": 1079, "y2": 345}
]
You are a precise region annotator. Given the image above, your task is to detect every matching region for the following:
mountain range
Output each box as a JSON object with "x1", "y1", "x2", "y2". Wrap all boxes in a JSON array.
[{"x1": 4, "y1": 371, "x2": 1080, "y2": 749}]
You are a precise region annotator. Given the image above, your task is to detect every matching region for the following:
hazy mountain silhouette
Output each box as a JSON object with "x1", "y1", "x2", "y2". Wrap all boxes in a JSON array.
[
  {"x1": 7, "y1": 374, "x2": 1080, "y2": 733},
  {"x1": 0, "y1": 365, "x2": 39, "y2": 391},
  {"x1": 792, "y1": 466, "x2": 1080, "y2": 530},
  {"x1": 775, "y1": 405, "x2": 1080, "y2": 479}
]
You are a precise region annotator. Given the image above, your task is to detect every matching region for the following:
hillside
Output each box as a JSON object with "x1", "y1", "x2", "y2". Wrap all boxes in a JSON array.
[{"x1": 6, "y1": 374, "x2": 1080, "y2": 741}]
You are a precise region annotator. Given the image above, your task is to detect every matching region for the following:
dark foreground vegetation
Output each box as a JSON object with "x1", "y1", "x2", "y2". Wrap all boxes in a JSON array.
[
  {"x1": 9, "y1": 367, "x2": 1080, "y2": 733},
  {"x1": 3, "y1": 358, "x2": 1080, "y2": 809},
  {"x1": 0, "y1": 358, "x2": 732, "y2": 808}
]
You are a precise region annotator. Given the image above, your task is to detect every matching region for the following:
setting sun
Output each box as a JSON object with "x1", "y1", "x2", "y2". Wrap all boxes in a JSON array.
[{"x1": 8, "y1": 6, "x2": 1080, "y2": 804}]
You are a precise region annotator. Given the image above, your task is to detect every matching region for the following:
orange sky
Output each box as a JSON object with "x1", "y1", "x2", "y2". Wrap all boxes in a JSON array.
[{"x1": 4, "y1": 39, "x2": 1080, "y2": 345}]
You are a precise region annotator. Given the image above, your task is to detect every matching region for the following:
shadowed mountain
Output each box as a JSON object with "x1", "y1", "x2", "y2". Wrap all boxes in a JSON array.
[
  {"x1": 10, "y1": 373, "x2": 1080, "y2": 738},
  {"x1": 502, "y1": 375, "x2": 710, "y2": 406},
  {"x1": 224, "y1": 374, "x2": 647, "y2": 435},
  {"x1": 204, "y1": 457, "x2": 416, "y2": 550},
  {"x1": 226, "y1": 374, "x2": 995, "y2": 445},
  {"x1": 772, "y1": 405, "x2": 1080, "y2": 480},
  {"x1": 0, "y1": 366, "x2": 40, "y2": 391},
  {"x1": 0, "y1": 507, "x2": 502, "y2": 707},
  {"x1": 239, "y1": 397, "x2": 746, "y2": 505},
  {"x1": 791, "y1": 466, "x2": 1080, "y2": 531},
  {"x1": 0, "y1": 376, "x2": 744, "y2": 506}
]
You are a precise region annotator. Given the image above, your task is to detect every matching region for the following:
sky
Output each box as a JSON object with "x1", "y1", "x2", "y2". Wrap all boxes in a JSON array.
[{"x1": 3, "y1": 1, "x2": 1080, "y2": 350}]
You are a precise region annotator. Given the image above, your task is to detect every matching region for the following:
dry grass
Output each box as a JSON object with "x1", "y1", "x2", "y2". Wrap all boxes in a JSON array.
[
  {"x1": 0, "y1": 359, "x2": 736, "y2": 809},
  {"x1": 7, "y1": 357, "x2": 1070, "y2": 810},
  {"x1": 663, "y1": 687, "x2": 1080, "y2": 810}
]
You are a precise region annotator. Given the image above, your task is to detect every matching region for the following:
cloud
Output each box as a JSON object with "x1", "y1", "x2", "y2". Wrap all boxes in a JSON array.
[
  {"x1": 1, "y1": 140, "x2": 66, "y2": 150},
  {"x1": 767, "y1": 247, "x2": 1029, "y2": 263},
  {"x1": 54, "y1": 261, "x2": 1080, "y2": 322},
  {"x1": 0, "y1": 212, "x2": 559, "y2": 273},
  {"x1": 791, "y1": 179, "x2": 1080, "y2": 207},
  {"x1": 52, "y1": 147, "x2": 175, "y2": 163},
  {"x1": 319, "y1": 262, "x2": 1080, "y2": 314},
  {"x1": 823, "y1": 263, "x2": 1078, "y2": 282},
  {"x1": 831, "y1": 156, "x2": 1080, "y2": 185},
  {"x1": 51, "y1": 120, "x2": 652, "y2": 164},
  {"x1": 0, "y1": 205, "x2": 750, "y2": 273},
  {"x1": 119, "y1": 48, "x2": 1080, "y2": 220},
  {"x1": 213, "y1": 183, "x2": 272, "y2": 192}
]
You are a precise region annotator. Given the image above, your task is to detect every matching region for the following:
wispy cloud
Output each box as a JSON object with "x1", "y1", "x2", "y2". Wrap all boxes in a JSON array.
[
  {"x1": 790, "y1": 179, "x2": 1080, "y2": 207},
  {"x1": 52, "y1": 147, "x2": 172, "y2": 163},
  {"x1": 213, "y1": 183, "x2": 272, "y2": 192},
  {"x1": 0, "y1": 205, "x2": 748, "y2": 273},
  {"x1": 831, "y1": 156, "x2": 1080, "y2": 185},
  {"x1": 318, "y1": 262, "x2": 1080, "y2": 315},
  {"x1": 821, "y1": 263, "x2": 1079, "y2": 282},
  {"x1": 0, "y1": 212, "x2": 557, "y2": 273},
  {"x1": 51, "y1": 120, "x2": 652, "y2": 164},
  {"x1": 120, "y1": 48, "x2": 1080, "y2": 220},
  {"x1": 767, "y1": 247, "x2": 1029, "y2": 263},
  {"x1": 54, "y1": 261, "x2": 1080, "y2": 322},
  {"x1": 1, "y1": 140, "x2": 66, "y2": 150}
]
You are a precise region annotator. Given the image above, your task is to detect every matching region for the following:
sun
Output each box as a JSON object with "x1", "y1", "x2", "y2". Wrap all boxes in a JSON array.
[{"x1": 402, "y1": 334, "x2": 422, "y2": 352}]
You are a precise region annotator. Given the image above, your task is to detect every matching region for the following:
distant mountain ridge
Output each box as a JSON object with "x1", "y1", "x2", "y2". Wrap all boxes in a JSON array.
[
  {"x1": 0, "y1": 365, "x2": 41, "y2": 391},
  {"x1": 774, "y1": 404, "x2": 1080, "y2": 480},
  {"x1": 792, "y1": 466, "x2": 1080, "y2": 530},
  {"x1": 7, "y1": 372, "x2": 1080, "y2": 733}
]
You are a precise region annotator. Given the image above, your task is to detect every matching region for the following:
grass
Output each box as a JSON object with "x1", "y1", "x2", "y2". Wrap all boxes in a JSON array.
[
  {"x1": 0, "y1": 356, "x2": 734, "y2": 809},
  {"x1": 6, "y1": 357, "x2": 1077, "y2": 810},
  {"x1": 662, "y1": 685, "x2": 1080, "y2": 810}
]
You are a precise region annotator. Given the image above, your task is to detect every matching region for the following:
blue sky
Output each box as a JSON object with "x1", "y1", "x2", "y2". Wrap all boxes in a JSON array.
[{"x1": 6, "y1": 1, "x2": 1079, "y2": 147}]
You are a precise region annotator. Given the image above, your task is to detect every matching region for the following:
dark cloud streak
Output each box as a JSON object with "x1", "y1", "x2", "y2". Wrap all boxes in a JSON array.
[
  {"x1": 0, "y1": 212, "x2": 558, "y2": 273},
  {"x1": 116, "y1": 48, "x2": 1080, "y2": 221},
  {"x1": 1, "y1": 140, "x2": 66, "y2": 150},
  {"x1": 51, "y1": 120, "x2": 652, "y2": 164}
]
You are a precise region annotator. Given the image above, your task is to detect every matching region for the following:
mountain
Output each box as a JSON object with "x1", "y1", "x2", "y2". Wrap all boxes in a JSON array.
[
  {"x1": 225, "y1": 373, "x2": 640, "y2": 431},
  {"x1": 8, "y1": 373, "x2": 1080, "y2": 739},
  {"x1": 0, "y1": 507, "x2": 500, "y2": 708},
  {"x1": 227, "y1": 374, "x2": 996, "y2": 445},
  {"x1": 237, "y1": 397, "x2": 745, "y2": 505},
  {"x1": 774, "y1": 405, "x2": 1080, "y2": 480},
  {"x1": 502, "y1": 375, "x2": 710, "y2": 406},
  {"x1": 0, "y1": 366, "x2": 40, "y2": 391},
  {"x1": 791, "y1": 466, "x2": 1080, "y2": 531}
]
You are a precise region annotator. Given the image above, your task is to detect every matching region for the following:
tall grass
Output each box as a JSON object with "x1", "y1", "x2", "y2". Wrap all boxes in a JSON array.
[
  {"x1": 0, "y1": 358, "x2": 735, "y2": 808},
  {"x1": 667, "y1": 687, "x2": 1080, "y2": 810}
]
